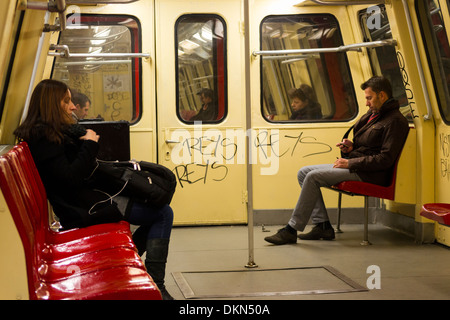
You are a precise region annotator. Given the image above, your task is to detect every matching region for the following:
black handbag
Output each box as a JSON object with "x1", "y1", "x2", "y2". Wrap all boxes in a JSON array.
[{"x1": 89, "y1": 159, "x2": 177, "y2": 208}]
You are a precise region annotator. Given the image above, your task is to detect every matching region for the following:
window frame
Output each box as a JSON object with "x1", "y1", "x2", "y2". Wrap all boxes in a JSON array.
[
  {"x1": 174, "y1": 13, "x2": 228, "y2": 125},
  {"x1": 259, "y1": 14, "x2": 358, "y2": 124},
  {"x1": 417, "y1": 0, "x2": 450, "y2": 125},
  {"x1": 51, "y1": 13, "x2": 143, "y2": 123},
  {"x1": 357, "y1": 5, "x2": 412, "y2": 122}
]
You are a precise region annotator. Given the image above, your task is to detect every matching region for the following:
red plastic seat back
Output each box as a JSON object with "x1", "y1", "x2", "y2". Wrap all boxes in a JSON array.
[
  {"x1": 6, "y1": 148, "x2": 47, "y2": 246},
  {"x1": 14, "y1": 143, "x2": 48, "y2": 217},
  {"x1": 15, "y1": 142, "x2": 132, "y2": 239},
  {"x1": 0, "y1": 155, "x2": 40, "y2": 300},
  {"x1": 12, "y1": 143, "x2": 51, "y2": 238}
]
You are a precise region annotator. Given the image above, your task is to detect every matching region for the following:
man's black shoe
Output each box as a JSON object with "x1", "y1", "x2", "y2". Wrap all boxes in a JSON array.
[
  {"x1": 298, "y1": 222, "x2": 335, "y2": 240},
  {"x1": 264, "y1": 227, "x2": 297, "y2": 245}
]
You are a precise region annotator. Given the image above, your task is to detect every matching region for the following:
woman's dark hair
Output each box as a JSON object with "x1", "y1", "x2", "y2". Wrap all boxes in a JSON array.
[
  {"x1": 299, "y1": 84, "x2": 318, "y2": 103},
  {"x1": 288, "y1": 87, "x2": 307, "y2": 101},
  {"x1": 288, "y1": 84, "x2": 318, "y2": 103},
  {"x1": 14, "y1": 79, "x2": 74, "y2": 144}
]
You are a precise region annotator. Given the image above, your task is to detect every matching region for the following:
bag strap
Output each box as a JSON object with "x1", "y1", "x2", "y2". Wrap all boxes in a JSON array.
[
  {"x1": 129, "y1": 159, "x2": 141, "y2": 171},
  {"x1": 89, "y1": 181, "x2": 129, "y2": 215},
  {"x1": 341, "y1": 125, "x2": 354, "y2": 158},
  {"x1": 343, "y1": 125, "x2": 354, "y2": 140}
]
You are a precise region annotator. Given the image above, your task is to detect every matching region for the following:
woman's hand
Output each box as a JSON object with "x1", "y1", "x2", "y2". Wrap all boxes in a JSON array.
[{"x1": 80, "y1": 129, "x2": 99, "y2": 142}]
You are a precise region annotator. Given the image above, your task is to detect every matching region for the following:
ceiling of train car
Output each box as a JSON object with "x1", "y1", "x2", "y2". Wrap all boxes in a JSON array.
[
  {"x1": 60, "y1": 25, "x2": 129, "y2": 51},
  {"x1": 178, "y1": 23, "x2": 213, "y2": 63},
  {"x1": 177, "y1": 20, "x2": 224, "y2": 66},
  {"x1": 54, "y1": 25, "x2": 131, "y2": 73}
]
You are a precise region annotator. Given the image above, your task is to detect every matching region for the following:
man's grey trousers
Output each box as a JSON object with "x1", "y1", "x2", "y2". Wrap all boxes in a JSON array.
[{"x1": 288, "y1": 164, "x2": 362, "y2": 231}]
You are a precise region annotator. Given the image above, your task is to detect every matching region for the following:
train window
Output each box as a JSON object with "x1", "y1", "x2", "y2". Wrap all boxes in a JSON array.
[
  {"x1": 260, "y1": 15, "x2": 358, "y2": 122},
  {"x1": 359, "y1": 5, "x2": 412, "y2": 121},
  {"x1": 417, "y1": 0, "x2": 450, "y2": 124},
  {"x1": 51, "y1": 15, "x2": 142, "y2": 123},
  {"x1": 71, "y1": 1, "x2": 139, "y2": 3},
  {"x1": 175, "y1": 15, "x2": 227, "y2": 124}
]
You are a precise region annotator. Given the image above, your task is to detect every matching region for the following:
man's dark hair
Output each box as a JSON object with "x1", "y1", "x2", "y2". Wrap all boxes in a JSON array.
[
  {"x1": 72, "y1": 91, "x2": 91, "y2": 107},
  {"x1": 197, "y1": 88, "x2": 214, "y2": 100},
  {"x1": 361, "y1": 76, "x2": 393, "y2": 98}
]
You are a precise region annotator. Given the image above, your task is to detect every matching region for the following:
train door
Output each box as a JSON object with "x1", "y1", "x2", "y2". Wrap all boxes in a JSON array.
[
  {"x1": 248, "y1": 1, "x2": 370, "y2": 223},
  {"x1": 417, "y1": 0, "x2": 450, "y2": 202},
  {"x1": 155, "y1": 0, "x2": 247, "y2": 225},
  {"x1": 351, "y1": 3, "x2": 418, "y2": 205},
  {"x1": 415, "y1": 0, "x2": 450, "y2": 245}
]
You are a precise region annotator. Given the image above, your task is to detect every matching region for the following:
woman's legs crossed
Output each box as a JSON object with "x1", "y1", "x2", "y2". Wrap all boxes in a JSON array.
[{"x1": 128, "y1": 203, "x2": 173, "y2": 240}]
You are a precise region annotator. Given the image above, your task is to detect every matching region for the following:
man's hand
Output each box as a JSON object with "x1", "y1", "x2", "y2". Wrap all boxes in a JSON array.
[
  {"x1": 333, "y1": 157, "x2": 349, "y2": 169},
  {"x1": 336, "y1": 138, "x2": 353, "y2": 153}
]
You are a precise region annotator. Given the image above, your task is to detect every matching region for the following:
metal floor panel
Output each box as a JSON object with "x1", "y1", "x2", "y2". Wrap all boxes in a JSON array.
[{"x1": 172, "y1": 266, "x2": 368, "y2": 299}]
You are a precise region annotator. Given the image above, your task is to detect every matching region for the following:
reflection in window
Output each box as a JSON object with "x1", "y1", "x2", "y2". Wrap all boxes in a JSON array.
[
  {"x1": 359, "y1": 5, "x2": 411, "y2": 121},
  {"x1": 260, "y1": 15, "x2": 357, "y2": 122},
  {"x1": 51, "y1": 15, "x2": 141, "y2": 123},
  {"x1": 418, "y1": 0, "x2": 450, "y2": 124},
  {"x1": 176, "y1": 15, "x2": 226, "y2": 123}
]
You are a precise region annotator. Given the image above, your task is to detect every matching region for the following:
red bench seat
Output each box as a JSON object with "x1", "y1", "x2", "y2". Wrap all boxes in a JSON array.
[{"x1": 0, "y1": 143, "x2": 161, "y2": 300}]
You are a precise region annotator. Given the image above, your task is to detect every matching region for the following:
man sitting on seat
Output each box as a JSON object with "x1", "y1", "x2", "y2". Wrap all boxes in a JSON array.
[{"x1": 265, "y1": 76, "x2": 410, "y2": 245}]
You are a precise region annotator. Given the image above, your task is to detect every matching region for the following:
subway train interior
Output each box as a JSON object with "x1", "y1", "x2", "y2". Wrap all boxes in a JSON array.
[{"x1": 0, "y1": 0, "x2": 449, "y2": 301}]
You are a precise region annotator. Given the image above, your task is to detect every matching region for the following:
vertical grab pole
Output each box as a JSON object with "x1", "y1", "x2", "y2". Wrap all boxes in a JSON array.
[
  {"x1": 244, "y1": 0, "x2": 257, "y2": 268},
  {"x1": 22, "y1": 11, "x2": 50, "y2": 123}
]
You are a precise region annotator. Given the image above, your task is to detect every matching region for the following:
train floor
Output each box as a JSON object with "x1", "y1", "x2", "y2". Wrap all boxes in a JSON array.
[{"x1": 160, "y1": 223, "x2": 450, "y2": 300}]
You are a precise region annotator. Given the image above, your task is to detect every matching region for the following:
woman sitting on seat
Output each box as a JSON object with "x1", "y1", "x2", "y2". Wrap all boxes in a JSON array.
[{"x1": 14, "y1": 79, "x2": 174, "y2": 300}]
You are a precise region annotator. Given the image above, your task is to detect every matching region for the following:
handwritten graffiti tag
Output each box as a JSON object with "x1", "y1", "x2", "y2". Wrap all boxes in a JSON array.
[
  {"x1": 439, "y1": 133, "x2": 450, "y2": 181},
  {"x1": 169, "y1": 128, "x2": 332, "y2": 187}
]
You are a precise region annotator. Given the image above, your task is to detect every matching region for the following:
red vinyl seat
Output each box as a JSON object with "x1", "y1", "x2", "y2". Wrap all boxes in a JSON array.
[
  {"x1": 35, "y1": 267, "x2": 161, "y2": 300},
  {"x1": 10, "y1": 143, "x2": 137, "y2": 259},
  {"x1": 2, "y1": 146, "x2": 145, "y2": 273},
  {"x1": 41, "y1": 231, "x2": 137, "y2": 261},
  {"x1": 329, "y1": 155, "x2": 400, "y2": 245},
  {"x1": 8, "y1": 152, "x2": 137, "y2": 260},
  {"x1": 14, "y1": 143, "x2": 132, "y2": 240},
  {"x1": 37, "y1": 247, "x2": 145, "y2": 282},
  {"x1": 420, "y1": 203, "x2": 450, "y2": 225},
  {"x1": 0, "y1": 145, "x2": 161, "y2": 299}
]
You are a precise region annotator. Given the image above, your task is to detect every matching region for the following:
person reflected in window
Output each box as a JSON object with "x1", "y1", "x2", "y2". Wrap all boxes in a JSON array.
[
  {"x1": 288, "y1": 84, "x2": 322, "y2": 120},
  {"x1": 71, "y1": 91, "x2": 91, "y2": 121},
  {"x1": 191, "y1": 88, "x2": 218, "y2": 122}
]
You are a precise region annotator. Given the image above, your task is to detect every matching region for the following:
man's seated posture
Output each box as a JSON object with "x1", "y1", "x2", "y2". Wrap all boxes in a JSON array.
[{"x1": 265, "y1": 76, "x2": 410, "y2": 245}]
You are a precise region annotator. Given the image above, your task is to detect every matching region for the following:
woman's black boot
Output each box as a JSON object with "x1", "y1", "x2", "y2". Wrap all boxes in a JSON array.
[
  {"x1": 132, "y1": 225, "x2": 151, "y2": 256},
  {"x1": 145, "y1": 238, "x2": 174, "y2": 300}
]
